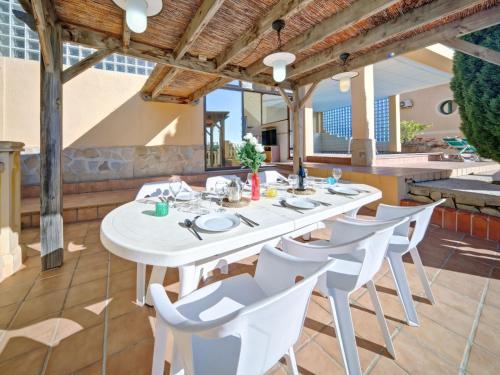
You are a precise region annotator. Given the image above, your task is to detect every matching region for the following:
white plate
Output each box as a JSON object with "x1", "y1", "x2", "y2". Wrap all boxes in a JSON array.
[
  {"x1": 328, "y1": 186, "x2": 360, "y2": 196},
  {"x1": 195, "y1": 213, "x2": 240, "y2": 232},
  {"x1": 285, "y1": 197, "x2": 320, "y2": 210},
  {"x1": 176, "y1": 191, "x2": 193, "y2": 201}
]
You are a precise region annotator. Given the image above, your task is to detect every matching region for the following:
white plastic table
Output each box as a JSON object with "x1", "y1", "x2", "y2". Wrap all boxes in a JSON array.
[{"x1": 100, "y1": 184, "x2": 381, "y2": 305}]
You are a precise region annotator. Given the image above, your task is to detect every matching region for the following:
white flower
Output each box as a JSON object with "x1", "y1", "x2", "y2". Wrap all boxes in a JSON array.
[
  {"x1": 250, "y1": 137, "x2": 258, "y2": 146},
  {"x1": 243, "y1": 133, "x2": 253, "y2": 141},
  {"x1": 255, "y1": 144, "x2": 264, "y2": 153},
  {"x1": 239, "y1": 141, "x2": 246, "y2": 148}
]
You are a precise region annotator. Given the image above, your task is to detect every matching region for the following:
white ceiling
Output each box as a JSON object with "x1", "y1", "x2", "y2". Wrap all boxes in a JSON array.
[{"x1": 312, "y1": 55, "x2": 452, "y2": 112}]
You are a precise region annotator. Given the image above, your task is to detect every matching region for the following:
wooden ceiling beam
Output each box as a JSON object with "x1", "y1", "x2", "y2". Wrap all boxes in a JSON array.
[
  {"x1": 174, "y1": 0, "x2": 225, "y2": 61},
  {"x1": 62, "y1": 48, "x2": 115, "y2": 83},
  {"x1": 296, "y1": 5, "x2": 500, "y2": 86},
  {"x1": 152, "y1": 68, "x2": 181, "y2": 98},
  {"x1": 442, "y1": 37, "x2": 500, "y2": 66},
  {"x1": 246, "y1": 0, "x2": 399, "y2": 76},
  {"x1": 288, "y1": 0, "x2": 485, "y2": 79},
  {"x1": 215, "y1": 0, "x2": 315, "y2": 70},
  {"x1": 60, "y1": 23, "x2": 293, "y2": 89},
  {"x1": 141, "y1": 93, "x2": 191, "y2": 104},
  {"x1": 122, "y1": 13, "x2": 131, "y2": 49},
  {"x1": 188, "y1": 77, "x2": 233, "y2": 102},
  {"x1": 31, "y1": 0, "x2": 57, "y2": 72}
]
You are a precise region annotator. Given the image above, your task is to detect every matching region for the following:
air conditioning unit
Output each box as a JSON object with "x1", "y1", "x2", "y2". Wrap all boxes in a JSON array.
[{"x1": 400, "y1": 99, "x2": 413, "y2": 109}]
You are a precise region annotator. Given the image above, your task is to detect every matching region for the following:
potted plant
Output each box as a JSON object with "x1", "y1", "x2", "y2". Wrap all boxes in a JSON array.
[{"x1": 236, "y1": 133, "x2": 266, "y2": 200}]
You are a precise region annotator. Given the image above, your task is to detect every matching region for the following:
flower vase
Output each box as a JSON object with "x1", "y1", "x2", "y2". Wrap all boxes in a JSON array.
[{"x1": 251, "y1": 172, "x2": 260, "y2": 201}]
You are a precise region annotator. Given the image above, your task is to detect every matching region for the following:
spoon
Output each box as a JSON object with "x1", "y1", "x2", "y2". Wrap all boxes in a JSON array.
[{"x1": 184, "y1": 219, "x2": 203, "y2": 240}]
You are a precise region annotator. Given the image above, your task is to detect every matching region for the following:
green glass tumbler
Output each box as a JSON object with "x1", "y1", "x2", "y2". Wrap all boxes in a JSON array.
[{"x1": 155, "y1": 201, "x2": 169, "y2": 217}]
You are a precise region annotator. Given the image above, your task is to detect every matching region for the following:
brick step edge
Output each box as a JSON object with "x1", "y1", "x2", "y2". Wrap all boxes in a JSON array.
[{"x1": 401, "y1": 199, "x2": 499, "y2": 242}]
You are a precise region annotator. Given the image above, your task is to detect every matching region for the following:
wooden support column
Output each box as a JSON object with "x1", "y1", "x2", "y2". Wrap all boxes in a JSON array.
[
  {"x1": 388, "y1": 94, "x2": 401, "y2": 152},
  {"x1": 40, "y1": 21, "x2": 63, "y2": 270}
]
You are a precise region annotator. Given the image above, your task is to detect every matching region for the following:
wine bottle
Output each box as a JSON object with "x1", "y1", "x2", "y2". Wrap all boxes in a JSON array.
[{"x1": 298, "y1": 157, "x2": 306, "y2": 190}]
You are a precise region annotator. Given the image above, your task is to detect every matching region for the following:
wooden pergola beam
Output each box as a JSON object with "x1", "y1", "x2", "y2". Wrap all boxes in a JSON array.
[
  {"x1": 297, "y1": 5, "x2": 500, "y2": 86},
  {"x1": 215, "y1": 0, "x2": 315, "y2": 70},
  {"x1": 277, "y1": 87, "x2": 293, "y2": 109},
  {"x1": 152, "y1": 68, "x2": 181, "y2": 98},
  {"x1": 298, "y1": 82, "x2": 318, "y2": 109},
  {"x1": 442, "y1": 37, "x2": 500, "y2": 66},
  {"x1": 62, "y1": 48, "x2": 114, "y2": 83},
  {"x1": 246, "y1": 0, "x2": 399, "y2": 76},
  {"x1": 60, "y1": 23, "x2": 293, "y2": 90},
  {"x1": 174, "y1": 0, "x2": 225, "y2": 61},
  {"x1": 188, "y1": 77, "x2": 233, "y2": 102},
  {"x1": 288, "y1": 0, "x2": 485, "y2": 79},
  {"x1": 31, "y1": 0, "x2": 55, "y2": 72},
  {"x1": 122, "y1": 13, "x2": 131, "y2": 49},
  {"x1": 141, "y1": 93, "x2": 191, "y2": 104}
]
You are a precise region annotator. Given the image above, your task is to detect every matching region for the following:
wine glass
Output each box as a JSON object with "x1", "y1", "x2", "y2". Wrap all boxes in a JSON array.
[
  {"x1": 215, "y1": 181, "x2": 227, "y2": 212},
  {"x1": 169, "y1": 178, "x2": 182, "y2": 208},
  {"x1": 288, "y1": 174, "x2": 298, "y2": 196},
  {"x1": 332, "y1": 168, "x2": 342, "y2": 184}
]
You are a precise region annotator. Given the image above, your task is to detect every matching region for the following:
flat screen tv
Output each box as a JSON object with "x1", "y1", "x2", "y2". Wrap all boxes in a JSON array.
[{"x1": 262, "y1": 128, "x2": 277, "y2": 146}]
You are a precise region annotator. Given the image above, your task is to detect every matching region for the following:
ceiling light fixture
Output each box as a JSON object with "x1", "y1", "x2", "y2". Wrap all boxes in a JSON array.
[
  {"x1": 112, "y1": 0, "x2": 162, "y2": 34},
  {"x1": 263, "y1": 20, "x2": 296, "y2": 83},
  {"x1": 331, "y1": 53, "x2": 358, "y2": 93}
]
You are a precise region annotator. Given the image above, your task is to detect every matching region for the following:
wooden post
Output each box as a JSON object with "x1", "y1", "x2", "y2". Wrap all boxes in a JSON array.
[
  {"x1": 40, "y1": 22, "x2": 63, "y2": 270},
  {"x1": 292, "y1": 89, "x2": 300, "y2": 173}
]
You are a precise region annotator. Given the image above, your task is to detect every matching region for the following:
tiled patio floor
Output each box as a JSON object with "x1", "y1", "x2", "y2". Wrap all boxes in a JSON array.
[{"x1": 1, "y1": 214, "x2": 499, "y2": 374}]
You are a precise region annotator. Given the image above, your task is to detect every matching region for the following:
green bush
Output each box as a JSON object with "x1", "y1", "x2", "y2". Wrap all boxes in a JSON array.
[
  {"x1": 400, "y1": 120, "x2": 430, "y2": 144},
  {"x1": 450, "y1": 26, "x2": 500, "y2": 162}
]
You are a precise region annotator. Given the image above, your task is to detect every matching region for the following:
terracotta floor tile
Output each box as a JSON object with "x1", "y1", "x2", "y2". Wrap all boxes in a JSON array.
[
  {"x1": 61, "y1": 298, "x2": 107, "y2": 329},
  {"x1": 45, "y1": 323, "x2": 104, "y2": 375},
  {"x1": 109, "y1": 254, "x2": 136, "y2": 274},
  {"x1": 483, "y1": 288, "x2": 500, "y2": 310},
  {"x1": 357, "y1": 284, "x2": 407, "y2": 327},
  {"x1": 11, "y1": 289, "x2": 67, "y2": 328},
  {"x1": 0, "y1": 347, "x2": 48, "y2": 375},
  {"x1": 0, "y1": 282, "x2": 32, "y2": 308},
  {"x1": 265, "y1": 363, "x2": 288, "y2": 375},
  {"x1": 77, "y1": 251, "x2": 109, "y2": 270},
  {"x1": 107, "y1": 288, "x2": 144, "y2": 319},
  {"x1": 0, "y1": 267, "x2": 39, "y2": 293},
  {"x1": 479, "y1": 304, "x2": 500, "y2": 329},
  {"x1": 392, "y1": 331, "x2": 457, "y2": 375},
  {"x1": 72, "y1": 262, "x2": 109, "y2": 286},
  {"x1": 75, "y1": 360, "x2": 102, "y2": 375},
  {"x1": 488, "y1": 268, "x2": 500, "y2": 294},
  {"x1": 466, "y1": 344, "x2": 500, "y2": 375},
  {"x1": 27, "y1": 272, "x2": 73, "y2": 299},
  {"x1": 107, "y1": 309, "x2": 154, "y2": 356},
  {"x1": 417, "y1": 298, "x2": 474, "y2": 338},
  {"x1": 64, "y1": 277, "x2": 107, "y2": 309},
  {"x1": 109, "y1": 268, "x2": 136, "y2": 295},
  {"x1": 295, "y1": 340, "x2": 344, "y2": 374},
  {"x1": 369, "y1": 356, "x2": 409, "y2": 375},
  {"x1": 434, "y1": 268, "x2": 487, "y2": 302},
  {"x1": 302, "y1": 300, "x2": 333, "y2": 339},
  {"x1": 0, "y1": 303, "x2": 19, "y2": 329},
  {"x1": 473, "y1": 320, "x2": 500, "y2": 357},
  {"x1": 398, "y1": 315, "x2": 467, "y2": 367},
  {"x1": 106, "y1": 338, "x2": 153, "y2": 375}
]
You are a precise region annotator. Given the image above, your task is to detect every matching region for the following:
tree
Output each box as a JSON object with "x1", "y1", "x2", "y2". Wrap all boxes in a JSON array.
[
  {"x1": 450, "y1": 26, "x2": 500, "y2": 162},
  {"x1": 400, "y1": 120, "x2": 430, "y2": 144}
]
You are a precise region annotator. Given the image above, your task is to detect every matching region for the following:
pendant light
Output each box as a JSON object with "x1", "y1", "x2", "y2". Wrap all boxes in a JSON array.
[
  {"x1": 331, "y1": 53, "x2": 358, "y2": 93},
  {"x1": 263, "y1": 20, "x2": 296, "y2": 83},
  {"x1": 112, "y1": 0, "x2": 162, "y2": 34}
]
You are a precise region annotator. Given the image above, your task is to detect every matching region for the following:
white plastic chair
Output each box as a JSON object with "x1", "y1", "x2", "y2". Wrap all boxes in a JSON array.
[
  {"x1": 258, "y1": 170, "x2": 287, "y2": 184},
  {"x1": 150, "y1": 245, "x2": 335, "y2": 375},
  {"x1": 205, "y1": 175, "x2": 238, "y2": 192},
  {"x1": 136, "y1": 180, "x2": 192, "y2": 199},
  {"x1": 282, "y1": 217, "x2": 408, "y2": 375},
  {"x1": 342, "y1": 199, "x2": 446, "y2": 326}
]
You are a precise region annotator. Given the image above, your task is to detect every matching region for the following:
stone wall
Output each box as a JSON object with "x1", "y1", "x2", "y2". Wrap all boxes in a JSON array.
[
  {"x1": 407, "y1": 184, "x2": 500, "y2": 217},
  {"x1": 21, "y1": 145, "x2": 204, "y2": 185}
]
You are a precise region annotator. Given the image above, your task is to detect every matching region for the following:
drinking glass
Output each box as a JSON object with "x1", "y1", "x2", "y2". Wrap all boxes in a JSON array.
[
  {"x1": 332, "y1": 168, "x2": 342, "y2": 184},
  {"x1": 288, "y1": 174, "x2": 298, "y2": 195},
  {"x1": 215, "y1": 181, "x2": 227, "y2": 212},
  {"x1": 169, "y1": 178, "x2": 182, "y2": 208}
]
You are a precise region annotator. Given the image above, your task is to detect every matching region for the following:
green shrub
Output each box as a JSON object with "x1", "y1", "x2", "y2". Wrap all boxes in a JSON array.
[
  {"x1": 450, "y1": 26, "x2": 500, "y2": 162},
  {"x1": 400, "y1": 120, "x2": 430, "y2": 144}
]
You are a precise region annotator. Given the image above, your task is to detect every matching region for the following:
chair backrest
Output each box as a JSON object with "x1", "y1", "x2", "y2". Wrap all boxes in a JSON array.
[
  {"x1": 375, "y1": 199, "x2": 446, "y2": 249},
  {"x1": 205, "y1": 175, "x2": 238, "y2": 191},
  {"x1": 150, "y1": 245, "x2": 334, "y2": 375},
  {"x1": 282, "y1": 218, "x2": 407, "y2": 293},
  {"x1": 258, "y1": 170, "x2": 287, "y2": 184},
  {"x1": 135, "y1": 180, "x2": 191, "y2": 199}
]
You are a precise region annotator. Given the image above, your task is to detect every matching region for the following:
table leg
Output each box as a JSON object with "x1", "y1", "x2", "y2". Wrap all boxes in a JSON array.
[
  {"x1": 146, "y1": 266, "x2": 168, "y2": 306},
  {"x1": 179, "y1": 264, "x2": 201, "y2": 298},
  {"x1": 136, "y1": 262, "x2": 146, "y2": 306}
]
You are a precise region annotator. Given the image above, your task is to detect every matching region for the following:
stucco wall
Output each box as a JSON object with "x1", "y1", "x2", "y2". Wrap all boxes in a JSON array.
[
  {"x1": 0, "y1": 57, "x2": 205, "y2": 184},
  {"x1": 0, "y1": 57, "x2": 203, "y2": 148},
  {"x1": 400, "y1": 83, "x2": 461, "y2": 138}
]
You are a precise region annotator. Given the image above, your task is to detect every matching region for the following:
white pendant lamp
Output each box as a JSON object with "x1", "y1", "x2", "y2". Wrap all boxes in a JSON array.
[
  {"x1": 113, "y1": 0, "x2": 162, "y2": 34},
  {"x1": 331, "y1": 53, "x2": 358, "y2": 93},
  {"x1": 263, "y1": 20, "x2": 296, "y2": 83}
]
